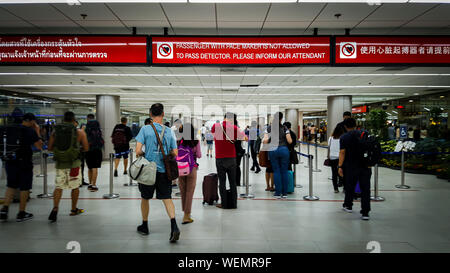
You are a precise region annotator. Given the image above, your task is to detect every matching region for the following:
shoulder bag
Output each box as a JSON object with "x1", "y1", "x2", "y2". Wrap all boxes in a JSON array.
[{"x1": 151, "y1": 122, "x2": 179, "y2": 181}]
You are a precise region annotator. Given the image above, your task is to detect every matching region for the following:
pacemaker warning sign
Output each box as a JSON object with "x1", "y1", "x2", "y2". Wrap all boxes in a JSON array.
[{"x1": 151, "y1": 37, "x2": 330, "y2": 65}]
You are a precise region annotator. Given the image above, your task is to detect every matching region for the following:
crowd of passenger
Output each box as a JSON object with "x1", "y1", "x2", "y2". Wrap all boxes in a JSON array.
[{"x1": 0, "y1": 105, "x2": 374, "y2": 244}]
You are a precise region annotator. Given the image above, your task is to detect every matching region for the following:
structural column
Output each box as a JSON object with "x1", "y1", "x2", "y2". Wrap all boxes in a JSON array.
[
  {"x1": 96, "y1": 95, "x2": 120, "y2": 160},
  {"x1": 298, "y1": 111, "x2": 303, "y2": 141},
  {"x1": 327, "y1": 95, "x2": 352, "y2": 139},
  {"x1": 285, "y1": 109, "x2": 299, "y2": 138},
  {"x1": 258, "y1": 116, "x2": 265, "y2": 128}
]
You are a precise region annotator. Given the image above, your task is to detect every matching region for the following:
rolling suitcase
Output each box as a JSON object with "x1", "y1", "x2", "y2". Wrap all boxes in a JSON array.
[
  {"x1": 202, "y1": 173, "x2": 219, "y2": 205},
  {"x1": 222, "y1": 189, "x2": 237, "y2": 209},
  {"x1": 287, "y1": 170, "x2": 294, "y2": 193}
]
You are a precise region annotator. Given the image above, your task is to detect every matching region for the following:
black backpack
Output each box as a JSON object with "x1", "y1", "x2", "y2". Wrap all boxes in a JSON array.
[
  {"x1": 0, "y1": 125, "x2": 26, "y2": 161},
  {"x1": 353, "y1": 130, "x2": 382, "y2": 168},
  {"x1": 85, "y1": 120, "x2": 104, "y2": 151}
]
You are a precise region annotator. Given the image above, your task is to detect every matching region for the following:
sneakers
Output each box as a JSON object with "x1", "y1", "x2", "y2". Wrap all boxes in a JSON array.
[
  {"x1": 282, "y1": 195, "x2": 288, "y2": 199},
  {"x1": 137, "y1": 224, "x2": 149, "y2": 235},
  {"x1": 255, "y1": 168, "x2": 261, "y2": 174},
  {"x1": 342, "y1": 206, "x2": 353, "y2": 213},
  {"x1": 123, "y1": 171, "x2": 128, "y2": 175},
  {"x1": 16, "y1": 211, "x2": 33, "y2": 222},
  {"x1": 361, "y1": 211, "x2": 370, "y2": 221},
  {"x1": 48, "y1": 209, "x2": 58, "y2": 223},
  {"x1": 114, "y1": 170, "x2": 118, "y2": 177},
  {"x1": 0, "y1": 207, "x2": 8, "y2": 222},
  {"x1": 250, "y1": 167, "x2": 255, "y2": 171},
  {"x1": 273, "y1": 195, "x2": 281, "y2": 199},
  {"x1": 170, "y1": 227, "x2": 180, "y2": 243}
]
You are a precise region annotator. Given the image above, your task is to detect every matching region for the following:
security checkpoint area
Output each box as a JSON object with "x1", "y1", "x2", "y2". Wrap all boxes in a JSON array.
[{"x1": 0, "y1": 0, "x2": 449, "y2": 264}]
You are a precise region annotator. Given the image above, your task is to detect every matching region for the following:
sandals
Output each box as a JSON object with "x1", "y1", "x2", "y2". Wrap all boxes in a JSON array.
[
  {"x1": 182, "y1": 218, "x2": 194, "y2": 225},
  {"x1": 88, "y1": 186, "x2": 98, "y2": 192},
  {"x1": 70, "y1": 208, "x2": 85, "y2": 216}
]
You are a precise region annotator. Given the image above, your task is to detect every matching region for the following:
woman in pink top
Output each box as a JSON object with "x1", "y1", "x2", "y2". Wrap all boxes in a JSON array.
[{"x1": 177, "y1": 123, "x2": 201, "y2": 224}]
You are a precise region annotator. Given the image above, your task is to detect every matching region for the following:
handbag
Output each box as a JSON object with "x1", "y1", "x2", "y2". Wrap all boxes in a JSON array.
[
  {"x1": 151, "y1": 122, "x2": 179, "y2": 181},
  {"x1": 323, "y1": 159, "x2": 331, "y2": 167},
  {"x1": 129, "y1": 156, "x2": 157, "y2": 185},
  {"x1": 290, "y1": 148, "x2": 299, "y2": 165},
  {"x1": 258, "y1": 150, "x2": 270, "y2": 168}
]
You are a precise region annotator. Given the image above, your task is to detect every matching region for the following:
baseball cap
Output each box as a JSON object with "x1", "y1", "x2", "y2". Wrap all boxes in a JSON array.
[{"x1": 23, "y1": 113, "x2": 36, "y2": 121}]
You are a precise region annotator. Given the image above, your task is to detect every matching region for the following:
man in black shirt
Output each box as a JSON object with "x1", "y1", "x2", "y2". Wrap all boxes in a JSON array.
[
  {"x1": 338, "y1": 118, "x2": 372, "y2": 221},
  {"x1": 0, "y1": 113, "x2": 43, "y2": 222},
  {"x1": 334, "y1": 111, "x2": 352, "y2": 135},
  {"x1": 111, "y1": 117, "x2": 133, "y2": 177}
]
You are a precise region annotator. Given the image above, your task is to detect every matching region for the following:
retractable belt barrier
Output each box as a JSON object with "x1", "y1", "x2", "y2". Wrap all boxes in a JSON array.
[
  {"x1": 240, "y1": 142, "x2": 254, "y2": 199},
  {"x1": 297, "y1": 152, "x2": 319, "y2": 201},
  {"x1": 293, "y1": 145, "x2": 302, "y2": 188},
  {"x1": 104, "y1": 153, "x2": 120, "y2": 199},
  {"x1": 299, "y1": 141, "x2": 325, "y2": 172},
  {"x1": 37, "y1": 152, "x2": 53, "y2": 199},
  {"x1": 123, "y1": 149, "x2": 137, "y2": 187}
]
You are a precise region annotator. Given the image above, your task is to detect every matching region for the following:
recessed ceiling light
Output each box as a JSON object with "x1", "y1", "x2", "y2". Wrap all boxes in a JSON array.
[
  {"x1": 440, "y1": 96, "x2": 445, "y2": 98},
  {"x1": 414, "y1": 93, "x2": 419, "y2": 95},
  {"x1": 13, "y1": 93, "x2": 18, "y2": 95},
  {"x1": 409, "y1": 100, "x2": 414, "y2": 103}
]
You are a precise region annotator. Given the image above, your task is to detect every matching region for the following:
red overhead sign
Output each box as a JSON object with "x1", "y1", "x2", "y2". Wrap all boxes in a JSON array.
[
  {"x1": 335, "y1": 36, "x2": 450, "y2": 64},
  {"x1": 0, "y1": 35, "x2": 148, "y2": 64},
  {"x1": 151, "y1": 37, "x2": 331, "y2": 65},
  {"x1": 352, "y1": 105, "x2": 367, "y2": 114}
]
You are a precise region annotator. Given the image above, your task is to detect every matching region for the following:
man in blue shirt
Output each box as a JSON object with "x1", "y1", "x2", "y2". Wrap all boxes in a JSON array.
[{"x1": 135, "y1": 103, "x2": 180, "y2": 242}]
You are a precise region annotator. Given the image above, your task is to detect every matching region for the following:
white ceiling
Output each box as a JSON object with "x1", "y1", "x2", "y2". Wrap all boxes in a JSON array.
[
  {"x1": 0, "y1": 65, "x2": 449, "y2": 114},
  {"x1": 0, "y1": 2, "x2": 449, "y2": 35}
]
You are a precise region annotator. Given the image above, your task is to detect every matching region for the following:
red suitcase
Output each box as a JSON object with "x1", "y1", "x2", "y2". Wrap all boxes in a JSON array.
[{"x1": 202, "y1": 173, "x2": 219, "y2": 205}]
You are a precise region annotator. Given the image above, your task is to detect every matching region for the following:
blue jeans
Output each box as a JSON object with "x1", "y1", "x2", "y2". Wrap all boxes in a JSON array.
[{"x1": 269, "y1": 146, "x2": 290, "y2": 196}]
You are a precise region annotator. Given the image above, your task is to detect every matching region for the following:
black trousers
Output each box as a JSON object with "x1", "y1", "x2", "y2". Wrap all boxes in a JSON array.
[
  {"x1": 235, "y1": 154, "x2": 243, "y2": 187},
  {"x1": 80, "y1": 152, "x2": 86, "y2": 183},
  {"x1": 216, "y1": 157, "x2": 238, "y2": 209},
  {"x1": 249, "y1": 141, "x2": 260, "y2": 170},
  {"x1": 329, "y1": 159, "x2": 340, "y2": 191},
  {"x1": 343, "y1": 167, "x2": 372, "y2": 214}
]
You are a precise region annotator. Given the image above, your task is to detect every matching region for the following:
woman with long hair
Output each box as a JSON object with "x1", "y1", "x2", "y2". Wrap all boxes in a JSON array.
[
  {"x1": 328, "y1": 125, "x2": 345, "y2": 193},
  {"x1": 177, "y1": 123, "x2": 201, "y2": 224},
  {"x1": 263, "y1": 112, "x2": 293, "y2": 199}
]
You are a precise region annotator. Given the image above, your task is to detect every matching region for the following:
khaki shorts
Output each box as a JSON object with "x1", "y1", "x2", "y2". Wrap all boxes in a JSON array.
[{"x1": 55, "y1": 168, "x2": 82, "y2": 190}]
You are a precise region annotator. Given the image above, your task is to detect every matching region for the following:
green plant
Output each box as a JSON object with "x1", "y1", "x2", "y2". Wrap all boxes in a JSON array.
[
  {"x1": 367, "y1": 109, "x2": 388, "y2": 140},
  {"x1": 428, "y1": 107, "x2": 443, "y2": 138}
]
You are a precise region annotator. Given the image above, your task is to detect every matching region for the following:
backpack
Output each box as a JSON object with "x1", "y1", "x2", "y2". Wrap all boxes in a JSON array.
[
  {"x1": 353, "y1": 130, "x2": 382, "y2": 168},
  {"x1": 111, "y1": 126, "x2": 127, "y2": 148},
  {"x1": 53, "y1": 123, "x2": 80, "y2": 164},
  {"x1": 176, "y1": 140, "x2": 196, "y2": 177},
  {"x1": 0, "y1": 125, "x2": 26, "y2": 161},
  {"x1": 85, "y1": 120, "x2": 104, "y2": 151}
]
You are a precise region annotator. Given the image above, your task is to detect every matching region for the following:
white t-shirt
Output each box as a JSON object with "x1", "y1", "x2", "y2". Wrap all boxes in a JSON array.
[
  {"x1": 201, "y1": 126, "x2": 207, "y2": 134},
  {"x1": 328, "y1": 137, "x2": 340, "y2": 160}
]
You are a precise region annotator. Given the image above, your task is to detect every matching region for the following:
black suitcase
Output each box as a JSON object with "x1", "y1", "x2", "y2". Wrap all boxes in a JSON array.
[{"x1": 202, "y1": 173, "x2": 219, "y2": 205}]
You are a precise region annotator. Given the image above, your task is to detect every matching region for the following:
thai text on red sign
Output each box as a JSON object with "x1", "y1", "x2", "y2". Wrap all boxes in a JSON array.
[
  {"x1": 335, "y1": 36, "x2": 450, "y2": 64},
  {"x1": 0, "y1": 36, "x2": 148, "y2": 64},
  {"x1": 151, "y1": 37, "x2": 331, "y2": 65}
]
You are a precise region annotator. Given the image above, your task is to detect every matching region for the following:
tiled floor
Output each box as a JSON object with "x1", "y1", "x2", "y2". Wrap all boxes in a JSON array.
[{"x1": 0, "y1": 143, "x2": 449, "y2": 253}]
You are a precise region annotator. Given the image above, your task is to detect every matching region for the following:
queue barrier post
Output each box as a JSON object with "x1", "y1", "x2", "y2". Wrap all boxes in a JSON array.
[
  {"x1": 37, "y1": 152, "x2": 53, "y2": 198},
  {"x1": 36, "y1": 150, "x2": 45, "y2": 178},
  {"x1": 313, "y1": 142, "x2": 322, "y2": 173},
  {"x1": 103, "y1": 153, "x2": 120, "y2": 199},
  {"x1": 240, "y1": 152, "x2": 254, "y2": 199},
  {"x1": 298, "y1": 142, "x2": 304, "y2": 164},
  {"x1": 294, "y1": 146, "x2": 302, "y2": 188},
  {"x1": 303, "y1": 155, "x2": 319, "y2": 201},
  {"x1": 371, "y1": 164, "x2": 385, "y2": 201},
  {"x1": 395, "y1": 150, "x2": 411, "y2": 189},
  {"x1": 304, "y1": 142, "x2": 311, "y2": 168},
  {"x1": 124, "y1": 149, "x2": 137, "y2": 187}
]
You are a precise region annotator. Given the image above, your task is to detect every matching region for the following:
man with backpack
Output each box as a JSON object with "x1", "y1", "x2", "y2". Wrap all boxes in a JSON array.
[
  {"x1": 0, "y1": 113, "x2": 43, "y2": 222},
  {"x1": 135, "y1": 103, "x2": 180, "y2": 242},
  {"x1": 111, "y1": 117, "x2": 133, "y2": 177},
  {"x1": 48, "y1": 111, "x2": 89, "y2": 223},
  {"x1": 84, "y1": 114, "x2": 104, "y2": 192},
  {"x1": 338, "y1": 118, "x2": 380, "y2": 221}
]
